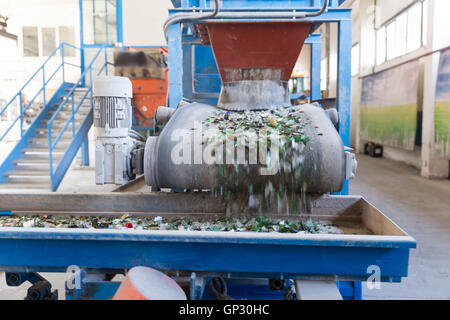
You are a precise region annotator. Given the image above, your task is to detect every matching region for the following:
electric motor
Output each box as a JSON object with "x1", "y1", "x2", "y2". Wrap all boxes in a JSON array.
[{"x1": 93, "y1": 76, "x2": 144, "y2": 185}]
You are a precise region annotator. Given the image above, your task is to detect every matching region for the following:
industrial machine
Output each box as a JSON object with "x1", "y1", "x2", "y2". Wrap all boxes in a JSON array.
[
  {"x1": 114, "y1": 48, "x2": 168, "y2": 131},
  {"x1": 93, "y1": 76, "x2": 145, "y2": 185},
  {"x1": 0, "y1": 14, "x2": 18, "y2": 41},
  {"x1": 0, "y1": 0, "x2": 415, "y2": 300}
]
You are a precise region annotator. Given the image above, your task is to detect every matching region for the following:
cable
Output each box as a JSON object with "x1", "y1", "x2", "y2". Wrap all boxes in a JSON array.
[
  {"x1": 305, "y1": 0, "x2": 329, "y2": 17},
  {"x1": 164, "y1": 0, "x2": 220, "y2": 41},
  {"x1": 208, "y1": 277, "x2": 233, "y2": 300},
  {"x1": 164, "y1": 0, "x2": 329, "y2": 41},
  {"x1": 129, "y1": 129, "x2": 146, "y2": 142}
]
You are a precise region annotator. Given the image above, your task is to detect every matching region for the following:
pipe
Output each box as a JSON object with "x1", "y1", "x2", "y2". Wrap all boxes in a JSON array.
[
  {"x1": 155, "y1": 106, "x2": 176, "y2": 124},
  {"x1": 164, "y1": 0, "x2": 329, "y2": 41},
  {"x1": 129, "y1": 129, "x2": 146, "y2": 142},
  {"x1": 305, "y1": 0, "x2": 329, "y2": 17},
  {"x1": 164, "y1": 0, "x2": 220, "y2": 40}
]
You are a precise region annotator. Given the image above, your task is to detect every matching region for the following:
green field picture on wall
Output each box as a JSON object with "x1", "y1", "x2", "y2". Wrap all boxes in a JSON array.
[
  {"x1": 435, "y1": 49, "x2": 450, "y2": 158},
  {"x1": 361, "y1": 61, "x2": 419, "y2": 151}
]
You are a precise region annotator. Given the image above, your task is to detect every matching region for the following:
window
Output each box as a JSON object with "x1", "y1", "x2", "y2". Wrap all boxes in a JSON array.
[
  {"x1": 376, "y1": 0, "x2": 428, "y2": 65},
  {"x1": 22, "y1": 26, "x2": 76, "y2": 58},
  {"x1": 351, "y1": 44, "x2": 360, "y2": 76},
  {"x1": 23, "y1": 27, "x2": 39, "y2": 57},
  {"x1": 396, "y1": 13, "x2": 407, "y2": 57},
  {"x1": 42, "y1": 27, "x2": 56, "y2": 56},
  {"x1": 407, "y1": 2, "x2": 422, "y2": 52},
  {"x1": 376, "y1": 27, "x2": 386, "y2": 65},
  {"x1": 422, "y1": 0, "x2": 428, "y2": 46},
  {"x1": 59, "y1": 26, "x2": 76, "y2": 56},
  {"x1": 386, "y1": 22, "x2": 396, "y2": 61},
  {"x1": 82, "y1": 0, "x2": 118, "y2": 45}
]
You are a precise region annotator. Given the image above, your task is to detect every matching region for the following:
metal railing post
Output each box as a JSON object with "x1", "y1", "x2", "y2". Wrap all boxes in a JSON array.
[
  {"x1": 104, "y1": 48, "x2": 108, "y2": 76},
  {"x1": 42, "y1": 66, "x2": 46, "y2": 106},
  {"x1": 42, "y1": 44, "x2": 106, "y2": 187},
  {"x1": 19, "y1": 92, "x2": 23, "y2": 137},
  {"x1": 48, "y1": 125, "x2": 53, "y2": 184},
  {"x1": 89, "y1": 68, "x2": 93, "y2": 107},
  {"x1": 72, "y1": 93, "x2": 75, "y2": 138},
  {"x1": 61, "y1": 45, "x2": 65, "y2": 83}
]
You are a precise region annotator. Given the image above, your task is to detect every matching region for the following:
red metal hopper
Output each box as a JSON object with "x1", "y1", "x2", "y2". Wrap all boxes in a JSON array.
[
  {"x1": 206, "y1": 21, "x2": 313, "y2": 82},
  {"x1": 200, "y1": 21, "x2": 313, "y2": 110}
]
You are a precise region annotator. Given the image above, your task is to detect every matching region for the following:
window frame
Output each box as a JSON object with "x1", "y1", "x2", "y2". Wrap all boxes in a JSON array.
[
  {"x1": 375, "y1": 0, "x2": 428, "y2": 66},
  {"x1": 22, "y1": 26, "x2": 39, "y2": 57},
  {"x1": 351, "y1": 43, "x2": 360, "y2": 76}
]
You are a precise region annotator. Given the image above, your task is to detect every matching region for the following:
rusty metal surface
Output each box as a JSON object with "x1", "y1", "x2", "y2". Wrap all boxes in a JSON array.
[
  {"x1": 206, "y1": 21, "x2": 313, "y2": 82},
  {"x1": 0, "y1": 192, "x2": 227, "y2": 216},
  {"x1": 112, "y1": 175, "x2": 147, "y2": 193},
  {"x1": 0, "y1": 192, "x2": 400, "y2": 231}
]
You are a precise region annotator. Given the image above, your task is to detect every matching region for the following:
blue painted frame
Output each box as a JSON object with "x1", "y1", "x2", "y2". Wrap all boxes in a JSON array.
[
  {"x1": 48, "y1": 44, "x2": 109, "y2": 191},
  {"x1": 0, "y1": 83, "x2": 72, "y2": 184},
  {"x1": 0, "y1": 225, "x2": 415, "y2": 282},
  {"x1": 0, "y1": 42, "x2": 83, "y2": 184},
  {"x1": 78, "y1": 0, "x2": 123, "y2": 73},
  {"x1": 165, "y1": 1, "x2": 356, "y2": 299}
]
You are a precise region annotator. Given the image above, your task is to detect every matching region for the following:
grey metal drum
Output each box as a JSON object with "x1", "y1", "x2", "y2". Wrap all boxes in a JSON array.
[{"x1": 144, "y1": 103, "x2": 346, "y2": 194}]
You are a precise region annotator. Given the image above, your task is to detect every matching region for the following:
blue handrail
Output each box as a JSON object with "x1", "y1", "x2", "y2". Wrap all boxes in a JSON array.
[
  {"x1": 47, "y1": 43, "x2": 109, "y2": 185},
  {"x1": 0, "y1": 42, "x2": 80, "y2": 142}
]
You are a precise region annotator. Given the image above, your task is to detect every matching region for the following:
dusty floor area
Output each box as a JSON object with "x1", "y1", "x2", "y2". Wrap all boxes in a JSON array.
[{"x1": 350, "y1": 155, "x2": 450, "y2": 300}]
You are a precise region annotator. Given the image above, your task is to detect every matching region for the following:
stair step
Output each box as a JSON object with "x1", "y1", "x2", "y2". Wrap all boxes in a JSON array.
[
  {"x1": 0, "y1": 183, "x2": 51, "y2": 190},
  {"x1": 35, "y1": 127, "x2": 75, "y2": 134},
  {"x1": 22, "y1": 147, "x2": 66, "y2": 154},
  {"x1": 66, "y1": 87, "x2": 90, "y2": 92},
  {"x1": 35, "y1": 132, "x2": 73, "y2": 140},
  {"x1": 59, "y1": 93, "x2": 91, "y2": 105},
  {"x1": 14, "y1": 157, "x2": 61, "y2": 164},
  {"x1": 29, "y1": 138, "x2": 71, "y2": 148},
  {"x1": 58, "y1": 108, "x2": 90, "y2": 114},
  {"x1": 4, "y1": 176, "x2": 51, "y2": 184},
  {"x1": 51, "y1": 103, "x2": 91, "y2": 110},
  {"x1": 57, "y1": 101, "x2": 92, "y2": 107},
  {"x1": 53, "y1": 103, "x2": 92, "y2": 112},
  {"x1": 13, "y1": 163, "x2": 55, "y2": 171},
  {"x1": 47, "y1": 110, "x2": 90, "y2": 120},
  {"x1": 4, "y1": 169, "x2": 50, "y2": 177},
  {"x1": 42, "y1": 118, "x2": 84, "y2": 126},
  {"x1": 13, "y1": 157, "x2": 61, "y2": 170},
  {"x1": 17, "y1": 152, "x2": 63, "y2": 160}
]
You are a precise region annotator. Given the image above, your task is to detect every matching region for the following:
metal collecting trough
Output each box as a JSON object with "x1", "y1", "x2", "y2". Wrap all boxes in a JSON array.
[{"x1": 0, "y1": 193, "x2": 415, "y2": 284}]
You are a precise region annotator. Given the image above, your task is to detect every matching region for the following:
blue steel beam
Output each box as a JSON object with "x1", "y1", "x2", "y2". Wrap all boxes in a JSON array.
[
  {"x1": 174, "y1": 0, "x2": 345, "y2": 9},
  {"x1": 168, "y1": 23, "x2": 184, "y2": 108},
  {"x1": 337, "y1": 19, "x2": 352, "y2": 195},
  {"x1": 306, "y1": 34, "x2": 322, "y2": 101},
  {"x1": 167, "y1": 7, "x2": 351, "y2": 109},
  {"x1": 0, "y1": 227, "x2": 415, "y2": 282}
]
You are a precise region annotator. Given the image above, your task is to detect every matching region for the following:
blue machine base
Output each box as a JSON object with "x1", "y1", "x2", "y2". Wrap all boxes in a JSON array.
[
  {"x1": 64, "y1": 279, "x2": 362, "y2": 300},
  {"x1": 201, "y1": 280, "x2": 361, "y2": 301}
]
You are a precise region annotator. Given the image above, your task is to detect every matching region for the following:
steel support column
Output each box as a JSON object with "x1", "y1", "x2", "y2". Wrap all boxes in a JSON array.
[
  {"x1": 168, "y1": 23, "x2": 183, "y2": 109},
  {"x1": 337, "y1": 19, "x2": 352, "y2": 195}
]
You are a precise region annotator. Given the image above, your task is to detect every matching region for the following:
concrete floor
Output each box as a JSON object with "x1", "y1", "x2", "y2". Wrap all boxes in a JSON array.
[
  {"x1": 0, "y1": 155, "x2": 449, "y2": 299},
  {"x1": 350, "y1": 155, "x2": 450, "y2": 300}
]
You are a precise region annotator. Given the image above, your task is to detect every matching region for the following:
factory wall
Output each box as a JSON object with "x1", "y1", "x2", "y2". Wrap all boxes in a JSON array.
[
  {"x1": 342, "y1": 0, "x2": 450, "y2": 179},
  {"x1": 0, "y1": 0, "x2": 80, "y2": 101},
  {"x1": 0, "y1": 0, "x2": 80, "y2": 149},
  {"x1": 0, "y1": 0, "x2": 174, "y2": 102},
  {"x1": 122, "y1": 0, "x2": 173, "y2": 46}
]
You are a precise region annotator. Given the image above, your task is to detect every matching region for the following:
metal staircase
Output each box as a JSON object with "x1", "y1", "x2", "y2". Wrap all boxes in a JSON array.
[
  {"x1": 2, "y1": 88, "x2": 91, "y2": 189},
  {"x1": 0, "y1": 43, "x2": 109, "y2": 191}
]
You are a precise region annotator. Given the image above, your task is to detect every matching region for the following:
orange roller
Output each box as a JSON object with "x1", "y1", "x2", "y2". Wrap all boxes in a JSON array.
[{"x1": 113, "y1": 266, "x2": 187, "y2": 300}]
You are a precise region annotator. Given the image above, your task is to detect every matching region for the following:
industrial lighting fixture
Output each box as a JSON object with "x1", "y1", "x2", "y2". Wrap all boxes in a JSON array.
[{"x1": 0, "y1": 14, "x2": 18, "y2": 41}]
